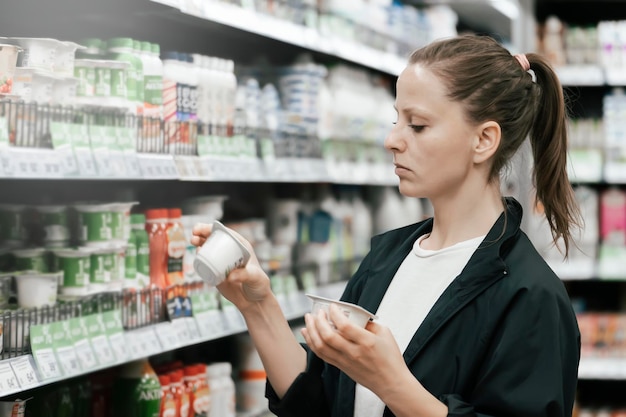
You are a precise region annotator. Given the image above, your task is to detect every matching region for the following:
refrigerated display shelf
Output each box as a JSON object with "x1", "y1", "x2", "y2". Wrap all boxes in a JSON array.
[
  {"x1": 149, "y1": 0, "x2": 408, "y2": 76},
  {"x1": 556, "y1": 65, "x2": 626, "y2": 87},
  {"x1": 578, "y1": 358, "x2": 626, "y2": 380},
  {"x1": 0, "y1": 281, "x2": 347, "y2": 399},
  {"x1": 0, "y1": 148, "x2": 398, "y2": 185}
]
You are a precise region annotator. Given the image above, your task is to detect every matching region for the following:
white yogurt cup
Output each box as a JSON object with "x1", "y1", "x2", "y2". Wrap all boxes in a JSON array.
[
  {"x1": 306, "y1": 294, "x2": 377, "y2": 328},
  {"x1": 51, "y1": 76, "x2": 78, "y2": 105},
  {"x1": 54, "y1": 41, "x2": 85, "y2": 77},
  {"x1": 11, "y1": 67, "x2": 57, "y2": 104},
  {"x1": 15, "y1": 271, "x2": 60, "y2": 308},
  {"x1": 10, "y1": 37, "x2": 63, "y2": 72},
  {"x1": 193, "y1": 221, "x2": 251, "y2": 286}
]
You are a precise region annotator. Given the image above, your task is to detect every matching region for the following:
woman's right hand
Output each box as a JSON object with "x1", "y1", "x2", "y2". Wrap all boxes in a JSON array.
[{"x1": 190, "y1": 223, "x2": 273, "y2": 312}]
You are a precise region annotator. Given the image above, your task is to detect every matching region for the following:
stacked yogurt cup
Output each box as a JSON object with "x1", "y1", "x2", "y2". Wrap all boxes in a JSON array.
[
  {"x1": 0, "y1": 202, "x2": 138, "y2": 309},
  {"x1": 3, "y1": 37, "x2": 84, "y2": 105}
]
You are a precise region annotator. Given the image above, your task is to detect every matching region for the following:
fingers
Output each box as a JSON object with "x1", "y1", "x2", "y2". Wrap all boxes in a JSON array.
[
  {"x1": 302, "y1": 311, "x2": 345, "y2": 362},
  {"x1": 304, "y1": 309, "x2": 359, "y2": 355},
  {"x1": 328, "y1": 304, "x2": 372, "y2": 344},
  {"x1": 190, "y1": 223, "x2": 213, "y2": 247}
]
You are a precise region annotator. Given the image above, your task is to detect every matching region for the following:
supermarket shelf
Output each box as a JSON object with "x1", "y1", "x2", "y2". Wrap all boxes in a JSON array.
[
  {"x1": 0, "y1": 282, "x2": 348, "y2": 399},
  {"x1": 0, "y1": 148, "x2": 398, "y2": 185},
  {"x1": 578, "y1": 358, "x2": 626, "y2": 380},
  {"x1": 556, "y1": 65, "x2": 626, "y2": 87},
  {"x1": 149, "y1": 0, "x2": 407, "y2": 76}
]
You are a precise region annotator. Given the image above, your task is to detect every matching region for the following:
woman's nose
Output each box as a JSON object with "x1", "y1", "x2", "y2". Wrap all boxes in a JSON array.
[{"x1": 384, "y1": 124, "x2": 404, "y2": 152}]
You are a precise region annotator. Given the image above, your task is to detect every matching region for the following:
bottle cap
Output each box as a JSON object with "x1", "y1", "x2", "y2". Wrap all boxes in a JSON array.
[
  {"x1": 145, "y1": 208, "x2": 168, "y2": 220},
  {"x1": 168, "y1": 208, "x2": 182, "y2": 219}
]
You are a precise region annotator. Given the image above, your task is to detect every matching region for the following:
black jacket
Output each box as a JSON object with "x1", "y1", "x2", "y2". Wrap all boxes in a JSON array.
[{"x1": 267, "y1": 197, "x2": 580, "y2": 417}]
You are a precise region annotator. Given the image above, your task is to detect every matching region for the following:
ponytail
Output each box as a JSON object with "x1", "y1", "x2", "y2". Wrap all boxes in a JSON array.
[
  {"x1": 526, "y1": 53, "x2": 582, "y2": 256},
  {"x1": 408, "y1": 36, "x2": 582, "y2": 256}
]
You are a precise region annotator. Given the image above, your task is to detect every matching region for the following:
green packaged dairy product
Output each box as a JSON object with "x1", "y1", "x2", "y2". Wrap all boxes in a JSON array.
[
  {"x1": 108, "y1": 37, "x2": 143, "y2": 106},
  {"x1": 131, "y1": 213, "x2": 150, "y2": 287},
  {"x1": 113, "y1": 360, "x2": 162, "y2": 417}
]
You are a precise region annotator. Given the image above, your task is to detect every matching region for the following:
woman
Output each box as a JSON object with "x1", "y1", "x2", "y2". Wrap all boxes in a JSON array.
[{"x1": 191, "y1": 35, "x2": 581, "y2": 417}]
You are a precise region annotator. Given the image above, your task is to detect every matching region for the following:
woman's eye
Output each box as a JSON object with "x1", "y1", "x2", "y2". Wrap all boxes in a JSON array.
[{"x1": 409, "y1": 124, "x2": 425, "y2": 133}]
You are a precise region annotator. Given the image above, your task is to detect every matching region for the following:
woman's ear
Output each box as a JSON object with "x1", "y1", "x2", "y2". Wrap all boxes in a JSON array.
[{"x1": 473, "y1": 121, "x2": 501, "y2": 164}]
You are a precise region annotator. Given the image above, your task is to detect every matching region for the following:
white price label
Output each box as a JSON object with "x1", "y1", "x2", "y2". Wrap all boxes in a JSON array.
[
  {"x1": 76, "y1": 148, "x2": 98, "y2": 177},
  {"x1": 0, "y1": 362, "x2": 20, "y2": 392},
  {"x1": 108, "y1": 150, "x2": 128, "y2": 177},
  {"x1": 57, "y1": 146, "x2": 79, "y2": 176},
  {"x1": 33, "y1": 348, "x2": 62, "y2": 380},
  {"x1": 126, "y1": 332, "x2": 143, "y2": 359},
  {"x1": 56, "y1": 345, "x2": 81, "y2": 376},
  {"x1": 92, "y1": 149, "x2": 113, "y2": 177},
  {"x1": 175, "y1": 157, "x2": 189, "y2": 177},
  {"x1": 124, "y1": 153, "x2": 142, "y2": 178},
  {"x1": 185, "y1": 317, "x2": 201, "y2": 341},
  {"x1": 185, "y1": 157, "x2": 199, "y2": 178},
  {"x1": 74, "y1": 339, "x2": 98, "y2": 370},
  {"x1": 156, "y1": 323, "x2": 180, "y2": 351},
  {"x1": 10, "y1": 357, "x2": 38, "y2": 389},
  {"x1": 137, "y1": 328, "x2": 161, "y2": 356},
  {"x1": 0, "y1": 150, "x2": 15, "y2": 175},
  {"x1": 196, "y1": 310, "x2": 225, "y2": 338},
  {"x1": 175, "y1": 320, "x2": 190, "y2": 342},
  {"x1": 107, "y1": 332, "x2": 129, "y2": 362},
  {"x1": 91, "y1": 335, "x2": 116, "y2": 366}
]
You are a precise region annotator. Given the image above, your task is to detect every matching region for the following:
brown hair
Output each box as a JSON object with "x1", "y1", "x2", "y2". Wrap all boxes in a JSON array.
[{"x1": 409, "y1": 34, "x2": 581, "y2": 255}]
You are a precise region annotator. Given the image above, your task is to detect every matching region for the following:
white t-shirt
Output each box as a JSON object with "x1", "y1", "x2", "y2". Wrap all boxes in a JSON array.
[{"x1": 353, "y1": 234, "x2": 485, "y2": 417}]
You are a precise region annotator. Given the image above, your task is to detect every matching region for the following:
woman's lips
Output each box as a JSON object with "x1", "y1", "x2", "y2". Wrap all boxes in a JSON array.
[{"x1": 394, "y1": 163, "x2": 410, "y2": 174}]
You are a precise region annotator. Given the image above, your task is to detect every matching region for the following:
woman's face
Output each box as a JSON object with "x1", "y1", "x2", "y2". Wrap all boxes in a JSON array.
[{"x1": 385, "y1": 64, "x2": 480, "y2": 200}]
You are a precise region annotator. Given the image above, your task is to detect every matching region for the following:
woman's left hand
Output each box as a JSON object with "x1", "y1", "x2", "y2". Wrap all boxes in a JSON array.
[{"x1": 301, "y1": 303, "x2": 406, "y2": 396}]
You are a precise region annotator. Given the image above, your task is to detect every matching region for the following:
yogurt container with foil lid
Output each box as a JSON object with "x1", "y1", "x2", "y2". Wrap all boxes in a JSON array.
[
  {"x1": 11, "y1": 67, "x2": 58, "y2": 104},
  {"x1": 74, "y1": 204, "x2": 113, "y2": 245},
  {"x1": 193, "y1": 221, "x2": 251, "y2": 286},
  {"x1": 12, "y1": 247, "x2": 49, "y2": 273},
  {"x1": 54, "y1": 40, "x2": 85, "y2": 77},
  {"x1": 306, "y1": 294, "x2": 377, "y2": 329},
  {"x1": 89, "y1": 246, "x2": 116, "y2": 292},
  {"x1": 37, "y1": 205, "x2": 70, "y2": 247},
  {"x1": 15, "y1": 270, "x2": 60, "y2": 308},
  {"x1": 9, "y1": 37, "x2": 63, "y2": 72},
  {"x1": 108, "y1": 202, "x2": 138, "y2": 242},
  {"x1": 51, "y1": 76, "x2": 79, "y2": 106},
  {"x1": 0, "y1": 204, "x2": 27, "y2": 242},
  {"x1": 52, "y1": 247, "x2": 93, "y2": 296},
  {"x1": 109, "y1": 243, "x2": 127, "y2": 292}
]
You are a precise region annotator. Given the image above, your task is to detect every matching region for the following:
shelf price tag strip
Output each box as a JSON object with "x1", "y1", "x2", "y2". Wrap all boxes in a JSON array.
[
  {"x1": 70, "y1": 317, "x2": 98, "y2": 371},
  {"x1": 86, "y1": 314, "x2": 116, "y2": 367},
  {"x1": 50, "y1": 321, "x2": 81, "y2": 377},
  {"x1": 102, "y1": 310, "x2": 129, "y2": 363},
  {"x1": 29, "y1": 323, "x2": 63, "y2": 381},
  {"x1": 155, "y1": 322, "x2": 180, "y2": 352},
  {"x1": 0, "y1": 361, "x2": 20, "y2": 393},
  {"x1": 9, "y1": 356, "x2": 38, "y2": 390}
]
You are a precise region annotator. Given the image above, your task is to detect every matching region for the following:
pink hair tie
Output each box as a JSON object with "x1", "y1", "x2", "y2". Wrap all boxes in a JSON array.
[
  {"x1": 514, "y1": 53, "x2": 536, "y2": 83},
  {"x1": 514, "y1": 53, "x2": 530, "y2": 71}
]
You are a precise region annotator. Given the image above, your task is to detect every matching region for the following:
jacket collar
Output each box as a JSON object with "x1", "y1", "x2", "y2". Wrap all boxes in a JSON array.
[
  {"x1": 359, "y1": 197, "x2": 522, "y2": 319},
  {"x1": 334, "y1": 198, "x2": 523, "y2": 416}
]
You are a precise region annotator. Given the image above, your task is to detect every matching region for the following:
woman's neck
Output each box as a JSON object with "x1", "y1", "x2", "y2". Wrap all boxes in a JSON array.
[{"x1": 421, "y1": 182, "x2": 505, "y2": 251}]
